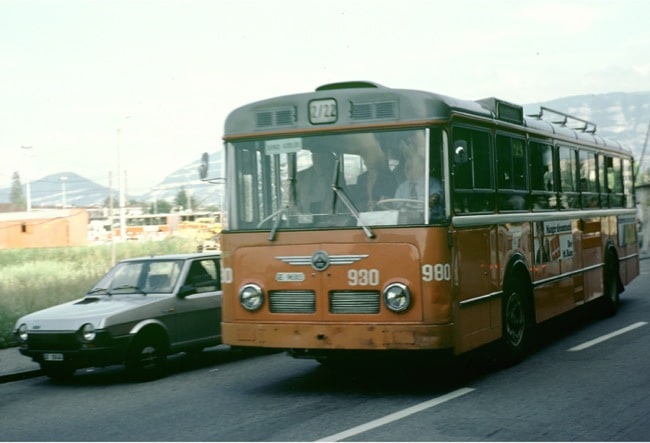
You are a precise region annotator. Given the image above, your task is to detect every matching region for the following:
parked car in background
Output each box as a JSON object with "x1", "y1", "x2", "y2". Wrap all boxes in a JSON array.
[{"x1": 13, "y1": 253, "x2": 222, "y2": 381}]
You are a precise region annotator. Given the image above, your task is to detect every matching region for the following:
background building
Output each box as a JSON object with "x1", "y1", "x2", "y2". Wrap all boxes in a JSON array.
[{"x1": 0, "y1": 209, "x2": 88, "y2": 249}]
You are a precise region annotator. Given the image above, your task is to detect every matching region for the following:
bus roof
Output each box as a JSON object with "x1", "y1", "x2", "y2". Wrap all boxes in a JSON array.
[{"x1": 223, "y1": 81, "x2": 630, "y2": 155}]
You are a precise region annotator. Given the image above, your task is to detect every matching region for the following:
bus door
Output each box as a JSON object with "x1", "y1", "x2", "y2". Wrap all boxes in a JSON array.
[{"x1": 451, "y1": 224, "x2": 501, "y2": 354}]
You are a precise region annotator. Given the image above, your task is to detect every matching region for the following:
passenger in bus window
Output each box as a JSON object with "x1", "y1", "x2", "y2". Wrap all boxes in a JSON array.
[
  {"x1": 346, "y1": 133, "x2": 394, "y2": 210},
  {"x1": 296, "y1": 149, "x2": 341, "y2": 214}
]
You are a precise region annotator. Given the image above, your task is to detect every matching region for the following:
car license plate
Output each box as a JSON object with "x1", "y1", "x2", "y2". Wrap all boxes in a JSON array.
[{"x1": 44, "y1": 353, "x2": 64, "y2": 362}]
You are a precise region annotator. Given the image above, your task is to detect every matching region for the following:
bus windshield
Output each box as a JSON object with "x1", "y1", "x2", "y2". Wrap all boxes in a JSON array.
[{"x1": 226, "y1": 128, "x2": 446, "y2": 231}]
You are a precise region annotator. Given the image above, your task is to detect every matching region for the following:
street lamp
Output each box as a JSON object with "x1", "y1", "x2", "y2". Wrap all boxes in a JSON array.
[
  {"x1": 117, "y1": 116, "x2": 131, "y2": 240},
  {"x1": 20, "y1": 145, "x2": 33, "y2": 211}
]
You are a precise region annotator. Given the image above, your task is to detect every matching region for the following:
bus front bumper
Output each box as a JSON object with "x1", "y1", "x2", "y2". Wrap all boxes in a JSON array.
[{"x1": 222, "y1": 322, "x2": 454, "y2": 351}]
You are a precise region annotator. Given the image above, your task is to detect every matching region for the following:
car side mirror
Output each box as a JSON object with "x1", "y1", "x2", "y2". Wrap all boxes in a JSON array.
[{"x1": 178, "y1": 285, "x2": 197, "y2": 298}]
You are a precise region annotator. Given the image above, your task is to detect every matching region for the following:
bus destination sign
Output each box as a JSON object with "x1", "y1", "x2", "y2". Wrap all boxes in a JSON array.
[{"x1": 309, "y1": 98, "x2": 337, "y2": 124}]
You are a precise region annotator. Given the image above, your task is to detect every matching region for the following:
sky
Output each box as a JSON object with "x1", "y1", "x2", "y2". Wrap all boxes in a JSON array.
[{"x1": 1, "y1": 0, "x2": 649, "y2": 195}]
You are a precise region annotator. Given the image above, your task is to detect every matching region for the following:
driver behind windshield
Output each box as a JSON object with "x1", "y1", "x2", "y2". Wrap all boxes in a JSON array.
[{"x1": 393, "y1": 147, "x2": 443, "y2": 219}]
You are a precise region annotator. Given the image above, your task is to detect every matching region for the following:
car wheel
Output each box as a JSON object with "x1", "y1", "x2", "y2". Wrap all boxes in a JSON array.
[
  {"x1": 126, "y1": 332, "x2": 168, "y2": 381},
  {"x1": 41, "y1": 363, "x2": 75, "y2": 381}
]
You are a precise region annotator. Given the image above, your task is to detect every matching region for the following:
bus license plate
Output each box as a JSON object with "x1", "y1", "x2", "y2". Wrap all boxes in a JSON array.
[
  {"x1": 276, "y1": 272, "x2": 305, "y2": 282},
  {"x1": 44, "y1": 353, "x2": 64, "y2": 361}
]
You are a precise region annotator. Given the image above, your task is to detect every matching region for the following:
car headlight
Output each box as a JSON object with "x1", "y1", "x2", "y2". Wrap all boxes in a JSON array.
[
  {"x1": 79, "y1": 323, "x2": 96, "y2": 343},
  {"x1": 239, "y1": 284, "x2": 264, "y2": 311},
  {"x1": 16, "y1": 323, "x2": 28, "y2": 343},
  {"x1": 383, "y1": 283, "x2": 412, "y2": 312}
]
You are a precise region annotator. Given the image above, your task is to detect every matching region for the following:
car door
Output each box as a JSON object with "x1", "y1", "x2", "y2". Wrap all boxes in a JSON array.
[{"x1": 170, "y1": 257, "x2": 222, "y2": 348}]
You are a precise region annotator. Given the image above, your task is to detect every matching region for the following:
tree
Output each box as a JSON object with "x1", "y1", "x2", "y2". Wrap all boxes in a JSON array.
[
  {"x1": 175, "y1": 186, "x2": 197, "y2": 211},
  {"x1": 149, "y1": 199, "x2": 172, "y2": 214},
  {"x1": 10, "y1": 171, "x2": 25, "y2": 211}
]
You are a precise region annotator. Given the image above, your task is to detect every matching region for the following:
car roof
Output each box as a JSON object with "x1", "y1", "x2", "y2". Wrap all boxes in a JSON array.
[{"x1": 119, "y1": 252, "x2": 221, "y2": 263}]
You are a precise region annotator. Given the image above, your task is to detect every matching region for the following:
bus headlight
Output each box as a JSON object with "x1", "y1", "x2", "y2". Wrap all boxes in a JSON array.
[
  {"x1": 239, "y1": 284, "x2": 264, "y2": 311},
  {"x1": 16, "y1": 323, "x2": 28, "y2": 343},
  {"x1": 383, "y1": 283, "x2": 411, "y2": 313},
  {"x1": 79, "y1": 323, "x2": 96, "y2": 343}
]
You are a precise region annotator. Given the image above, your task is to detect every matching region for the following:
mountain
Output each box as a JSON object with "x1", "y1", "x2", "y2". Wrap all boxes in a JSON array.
[
  {"x1": 0, "y1": 172, "x2": 117, "y2": 208},
  {"x1": 522, "y1": 91, "x2": 650, "y2": 156},
  {"x1": 0, "y1": 151, "x2": 225, "y2": 209},
  {"x1": 138, "y1": 150, "x2": 225, "y2": 208},
  {"x1": 1, "y1": 91, "x2": 648, "y2": 208}
]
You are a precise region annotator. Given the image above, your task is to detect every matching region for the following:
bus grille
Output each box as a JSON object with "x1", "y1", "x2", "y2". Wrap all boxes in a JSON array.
[
  {"x1": 255, "y1": 107, "x2": 296, "y2": 128},
  {"x1": 350, "y1": 101, "x2": 397, "y2": 120},
  {"x1": 329, "y1": 291, "x2": 380, "y2": 314},
  {"x1": 269, "y1": 290, "x2": 316, "y2": 313}
]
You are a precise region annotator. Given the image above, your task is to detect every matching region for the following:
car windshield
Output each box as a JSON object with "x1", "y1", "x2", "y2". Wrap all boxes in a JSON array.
[
  {"x1": 90, "y1": 260, "x2": 183, "y2": 295},
  {"x1": 225, "y1": 128, "x2": 446, "y2": 232}
]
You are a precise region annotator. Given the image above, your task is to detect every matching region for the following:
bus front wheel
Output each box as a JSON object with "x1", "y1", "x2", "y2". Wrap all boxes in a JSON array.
[{"x1": 501, "y1": 279, "x2": 535, "y2": 362}]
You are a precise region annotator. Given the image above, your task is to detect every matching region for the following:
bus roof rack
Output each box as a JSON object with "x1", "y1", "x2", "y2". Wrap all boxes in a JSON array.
[
  {"x1": 527, "y1": 106, "x2": 597, "y2": 133},
  {"x1": 316, "y1": 81, "x2": 384, "y2": 91}
]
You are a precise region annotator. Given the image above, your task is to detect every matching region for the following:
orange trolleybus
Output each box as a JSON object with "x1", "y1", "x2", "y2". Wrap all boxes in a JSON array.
[{"x1": 218, "y1": 81, "x2": 639, "y2": 362}]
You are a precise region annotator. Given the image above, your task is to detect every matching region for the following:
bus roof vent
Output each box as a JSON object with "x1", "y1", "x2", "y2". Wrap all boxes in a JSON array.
[
  {"x1": 477, "y1": 97, "x2": 524, "y2": 125},
  {"x1": 350, "y1": 100, "x2": 397, "y2": 121},
  {"x1": 316, "y1": 81, "x2": 383, "y2": 91},
  {"x1": 255, "y1": 107, "x2": 296, "y2": 129},
  {"x1": 527, "y1": 106, "x2": 597, "y2": 133}
]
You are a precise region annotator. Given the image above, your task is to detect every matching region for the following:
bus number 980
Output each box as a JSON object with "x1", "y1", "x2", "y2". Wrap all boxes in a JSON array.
[{"x1": 422, "y1": 263, "x2": 451, "y2": 282}]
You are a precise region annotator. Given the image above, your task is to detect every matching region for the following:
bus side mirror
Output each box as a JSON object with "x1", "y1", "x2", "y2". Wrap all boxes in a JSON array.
[
  {"x1": 198, "y1": 152, "x2": 209, "y2": 180},
  {"x1": 454, "y1": 141, "x2": 469, "y2": 164}
]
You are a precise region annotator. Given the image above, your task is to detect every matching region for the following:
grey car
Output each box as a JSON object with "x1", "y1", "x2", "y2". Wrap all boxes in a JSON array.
[{"x1": 13, "y1": 253, "x2": 222, "y2": 380}]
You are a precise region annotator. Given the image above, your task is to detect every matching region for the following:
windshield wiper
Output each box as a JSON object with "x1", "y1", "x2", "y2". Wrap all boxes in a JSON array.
[
  {"x1": 257, "y1": 206, "x2": 288, "y2": 242},
  {"x1": 109, "y1": 285, "x2": 145, "y2": 295},
  {"x1": 86, "y1": 287, "x2": 110, "y2": 296},
  {"x1": 267, "y1": 206, "x2": 288, "y2": 242},
  {"x1": 331, "y1": 160, "x2": 375, "y2": 239}
]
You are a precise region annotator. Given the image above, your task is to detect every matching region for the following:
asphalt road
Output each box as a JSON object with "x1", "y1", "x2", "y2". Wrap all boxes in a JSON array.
[{"x1": 1, "y1": 261, "x2": 649, "y2": 441}]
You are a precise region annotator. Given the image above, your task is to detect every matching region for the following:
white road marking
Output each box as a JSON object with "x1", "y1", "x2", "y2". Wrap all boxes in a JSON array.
[
  {"x1": 568, "y1": 321, "x2": 648, "y2": 351},
  {"x1": 315, "y1": 387, "x2": 475, "y2": 442}
]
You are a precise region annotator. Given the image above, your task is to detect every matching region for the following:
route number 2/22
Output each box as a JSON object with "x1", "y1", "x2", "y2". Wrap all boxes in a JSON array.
[
  {"x1": 309, "y1": 98, "x2": 337, "y2": 124},
  {"x1": 422, "y1": 263, "x2": 451, "y2": 281}
]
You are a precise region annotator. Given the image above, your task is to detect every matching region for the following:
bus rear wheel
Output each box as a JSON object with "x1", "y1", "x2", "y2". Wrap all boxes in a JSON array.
[
  {"x1": 601, "y1": 254, "x2": 620, "y2": 317},
  {"x1": 501, "y1": 280, "x2": 535, "y2": 362}
]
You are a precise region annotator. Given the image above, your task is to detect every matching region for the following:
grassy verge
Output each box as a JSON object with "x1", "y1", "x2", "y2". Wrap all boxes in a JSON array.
[{"x1": 0, "y1": 237, "x2": 199, "y2": 348}]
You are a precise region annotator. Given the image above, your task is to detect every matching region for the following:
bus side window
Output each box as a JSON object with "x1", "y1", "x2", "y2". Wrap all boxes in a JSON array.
[
  {"x1": 496, "y1": 134, "x2": 527, "y2": 211},
  {"x1": 558, "y1": 145, "x2": 580, "y2": 209},
  {"x1": 529, "y1": 141, "x2": 556, "y2": 210},
  {"x1": 452, "y1": 127, "x2": 494, "y2": 214},
  {"x1": 579, "y1": 150, "x2": 600, "y2": 208},
  {"x1": 605, "y1": 156, "x2": 624, "y2": 208},
  {"x1": 623, "y1": 158, "x2": 634, "y2": 208}
]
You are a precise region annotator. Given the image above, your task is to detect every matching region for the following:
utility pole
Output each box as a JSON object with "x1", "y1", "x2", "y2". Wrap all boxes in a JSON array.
[
  {"x1": 20, "y1": 145, "x2": 32, "y2": 211},
  {"x1": 636, "y1": 119, "x2": 650, "y2": 185}
]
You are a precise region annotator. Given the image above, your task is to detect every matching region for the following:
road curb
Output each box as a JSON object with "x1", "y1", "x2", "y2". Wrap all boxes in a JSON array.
[{"x1": 0, "y1": 369, "x2": 43, "y2": 384}]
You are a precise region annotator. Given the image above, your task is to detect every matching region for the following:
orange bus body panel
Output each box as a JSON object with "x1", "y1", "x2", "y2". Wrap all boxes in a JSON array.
[{"x1": 221, "y1": 227, "x2": 456, "y2": 351}]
